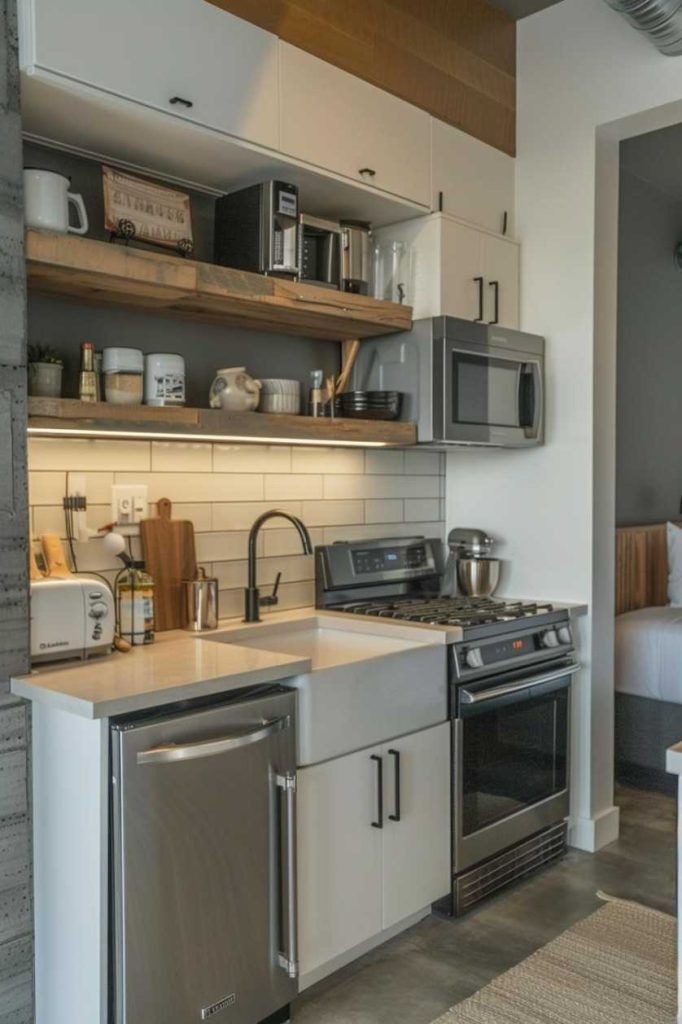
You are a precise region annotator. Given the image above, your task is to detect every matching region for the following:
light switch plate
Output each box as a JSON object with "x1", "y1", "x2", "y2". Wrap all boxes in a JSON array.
[{"x1": 112, "y1": 484, "x2": 148, "y2": 533}]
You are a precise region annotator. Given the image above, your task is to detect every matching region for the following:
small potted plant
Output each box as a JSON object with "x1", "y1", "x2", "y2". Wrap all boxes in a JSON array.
[{"x1": 28, "y1": 344, "x2": 64, "y2": 398}]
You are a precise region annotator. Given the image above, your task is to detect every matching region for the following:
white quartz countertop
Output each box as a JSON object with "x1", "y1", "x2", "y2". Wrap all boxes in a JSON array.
[{"x1": 11, "y1": 608, "x2": 443, "y2": 720}]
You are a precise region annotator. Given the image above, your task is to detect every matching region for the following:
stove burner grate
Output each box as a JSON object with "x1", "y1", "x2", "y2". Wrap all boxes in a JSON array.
[{"x1": 332, "y1": 596, "x2": 555, "y2": 627}]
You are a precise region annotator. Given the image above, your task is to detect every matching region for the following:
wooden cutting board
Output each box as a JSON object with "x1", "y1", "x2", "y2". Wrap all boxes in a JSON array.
[{"x1": 140, "y1": 498, "x2": 197, "y2": 631}]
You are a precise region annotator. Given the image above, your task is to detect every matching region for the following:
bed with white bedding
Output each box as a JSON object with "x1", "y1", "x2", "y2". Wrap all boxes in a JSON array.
[
  {"x1": 616, "y1": 606, "x2": 682, "y2": 704},
  {"x1": 615, "y1": 522, "x2": 682, "y2": 791}
]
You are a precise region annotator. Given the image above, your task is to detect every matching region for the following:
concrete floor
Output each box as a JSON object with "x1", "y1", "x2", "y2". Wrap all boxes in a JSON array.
[{"x1": 293, "y1": 786, "x2": 677, "y2": 1024}]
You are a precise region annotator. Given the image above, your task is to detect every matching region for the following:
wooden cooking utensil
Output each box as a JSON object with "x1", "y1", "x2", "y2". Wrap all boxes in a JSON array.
[
  {"x1": 337, "y1": 339, "x2": 361, "y2": 394},
  {"x1": 140, "y1": 498, "x2": 197, "y2": 631},
  {"x1": 41, "y1": 533, "x2": 72, "y2": 578}
]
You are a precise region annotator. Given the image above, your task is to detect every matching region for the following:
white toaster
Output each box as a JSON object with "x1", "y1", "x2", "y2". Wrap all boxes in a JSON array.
[{"x1": 30, "y1": 576, "x2": 115, "y2": 664}]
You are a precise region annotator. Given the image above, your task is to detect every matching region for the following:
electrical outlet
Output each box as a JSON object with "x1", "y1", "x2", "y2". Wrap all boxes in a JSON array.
[{"x1": 112, "y1": 484, "x2": 148, "y2": 532}]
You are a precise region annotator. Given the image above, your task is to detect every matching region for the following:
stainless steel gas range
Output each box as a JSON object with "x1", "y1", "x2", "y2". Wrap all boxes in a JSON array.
[{"x1": 316, "y1": 536, "x2": 578, "y2": 915}]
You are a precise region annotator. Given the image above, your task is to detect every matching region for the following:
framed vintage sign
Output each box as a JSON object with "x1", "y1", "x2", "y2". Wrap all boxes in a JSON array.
[{"x1": 102, "y1": 165, "x2": 194, "y2": 255}]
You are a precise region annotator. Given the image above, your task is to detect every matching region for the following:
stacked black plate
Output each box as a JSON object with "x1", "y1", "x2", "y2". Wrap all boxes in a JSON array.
[{"x1": 336, "y1": 390, "x2": 402, "y2": 420}]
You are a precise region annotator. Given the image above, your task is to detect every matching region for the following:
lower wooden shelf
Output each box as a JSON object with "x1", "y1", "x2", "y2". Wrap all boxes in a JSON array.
[{"x1": 27, "y1": 398, "x2": 417, "y2": 448}]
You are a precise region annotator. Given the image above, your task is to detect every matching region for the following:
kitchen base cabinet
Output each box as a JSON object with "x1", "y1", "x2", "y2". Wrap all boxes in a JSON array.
[
  {"x1": 297, "y1": 722, "x2": 450, "y2": 986},
  {"x1": 374, "y1": 212, "x2": 520, "y2": 329},
  {"x1": 297, "y1": 746, "x2": 384, "y2": 979},
  {"x1": 382, "y1": 722, "x2": 450, "y2": 929}
]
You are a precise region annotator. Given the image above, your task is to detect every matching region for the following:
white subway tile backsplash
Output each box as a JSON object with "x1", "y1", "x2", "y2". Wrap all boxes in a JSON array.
[
  {"x1": 213, "y1": 444, "x2": 292, "y2": 474},
  {"x1": 195, "y1": 531, "x2": 259, "y2": 563},
  {"x1": 263, "y1": 527, "x2": 325, "y2": 558},
  {"x1": 365, "y1": 499, "x2": 403, "y2": 524},
  {"x1": 264, "y1": 475, "x2": 323, "y2": 501},
  {"x1": 291, "y1": 447, "x2": 364, "y2": 475},
  {"x1": 115, "y1": 472, "x2": 264, "y2": 503},
  {"x1": 212, "y1": 554, "x2": 314, "y2": 591},
  {"x1": 404, "y1": 498, "x2": 441, "y2": 522},
  {"x1": 324, "y1": 475, "x2": 440, "y2": 500},
  {"x1": 364, "y1": 450, "x2": 404, "y2": 475},
  {"x1": 301, "y1": 500, "x2": 365, "y2": 527},
  {"x1": 404, "y1": 450, "x2": 441, "y2": 476},
  {"x1": 28, "y1": 438, "x2": 445, "y2": 616},
  {"x1": 151, "y1": 442, "x2": 212, "y2": 473},
  {"x1": 29, "y1": 437, "x2": 150, "y2": 472},
  {"x1": 28, "y1": 472, "x2": 67, "y2": 506},
  {"x1": 211, "y1": 501, "x2": 303, "y2": 532}
]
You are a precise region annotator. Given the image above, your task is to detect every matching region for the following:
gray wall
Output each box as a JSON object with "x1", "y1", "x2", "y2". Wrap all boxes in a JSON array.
[
  {"x1": 0, "y1": 1, "x2": 33, "y2": 1020},
  {"x1": 616, "y1": 167, "x2": 682, "y2": 526}
]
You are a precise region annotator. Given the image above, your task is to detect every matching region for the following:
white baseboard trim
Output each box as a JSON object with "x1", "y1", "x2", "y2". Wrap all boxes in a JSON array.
[
  {"x1": 299, "y1": 906, "x2": 431, "y2": 992},
  {"x1": 568, "y1": 804, "x2": 620, "y2": 852}
]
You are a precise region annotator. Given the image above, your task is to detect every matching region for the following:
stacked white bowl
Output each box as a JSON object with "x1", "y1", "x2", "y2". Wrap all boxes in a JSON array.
[{"x1": 259, "y1": 378, "x2": 301, "y2": 415}]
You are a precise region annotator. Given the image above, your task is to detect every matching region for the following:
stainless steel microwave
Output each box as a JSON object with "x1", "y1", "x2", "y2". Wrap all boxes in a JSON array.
[{"x1": 353, "y1": 316, "x2": 545, "y2": 447}]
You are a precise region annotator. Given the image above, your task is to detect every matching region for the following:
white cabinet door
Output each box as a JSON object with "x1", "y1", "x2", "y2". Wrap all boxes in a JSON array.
[
  {"x1": 381, "y1": 723, "x2": 451, "y2": 930},
  {"x1": 23, "y1": 0, "x2": 279, "y2": 148},
  {"x1": 280, "y1": 43, "x2": 431, "y2": 207},
  {"x1": 432, "y1": 118, "x2": 515, "y2": 236},
  {"x1": 440, "y1": 218, "x2": 487, "y2": 322},
  {"x1": 297, "y1": 746, "x2": 383, "y2": 978},
  {"x1": 483, "y1": 234, "x2": 520, "y2": 330}
]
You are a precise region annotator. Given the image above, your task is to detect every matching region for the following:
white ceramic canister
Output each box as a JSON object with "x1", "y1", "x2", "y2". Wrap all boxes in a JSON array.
[
  {"x1": 145, "y1": 353, "x2": 186, "y2": 407},
  {"x1": 102, "y1": 347, "x2": 144, "y2": 405},
  {"x1": 24, "y1": 169, "x2": 89, "y2": 235}
]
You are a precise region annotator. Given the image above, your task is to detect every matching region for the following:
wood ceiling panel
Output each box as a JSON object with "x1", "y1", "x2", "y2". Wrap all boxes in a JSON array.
[{"x1": 209, "y1": 0, "x2": 517, "y2": 155}]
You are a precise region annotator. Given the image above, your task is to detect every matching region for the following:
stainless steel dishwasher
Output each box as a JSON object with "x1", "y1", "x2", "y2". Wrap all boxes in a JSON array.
[{"x1": 111, "y1": 687, "x2": 297, "y2": 1024}]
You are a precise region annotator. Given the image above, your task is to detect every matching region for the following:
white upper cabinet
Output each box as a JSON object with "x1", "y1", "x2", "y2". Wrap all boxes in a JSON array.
[
  {"x1": 280, "y1": 43, "x2": 431, "y2": 208},
  {"x1": 19, "y1": 0, "x2": 280, "y2": 149},
  {"x1": 432, "y1": 118, "x2": 516, "y2": 237}
]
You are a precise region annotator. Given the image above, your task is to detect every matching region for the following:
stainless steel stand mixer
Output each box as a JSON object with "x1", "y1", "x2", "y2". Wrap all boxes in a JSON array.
[{"x1": 441, "y1": 528, "x2": 501, "y2": 598}]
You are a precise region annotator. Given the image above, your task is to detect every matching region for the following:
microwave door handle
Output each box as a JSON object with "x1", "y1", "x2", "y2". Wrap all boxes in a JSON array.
[
  {"x1": 529, "y1": 361, "x2": 543, "y2": 439},
  {"x1": 517, "y1": 361, "x2": 543, "y2": 438}
]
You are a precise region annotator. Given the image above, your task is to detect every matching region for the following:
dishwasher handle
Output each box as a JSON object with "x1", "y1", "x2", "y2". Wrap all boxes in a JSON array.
[
  {"x1": 276, "y1": 772, "x2": 298, "y2": 979},
  {"x1": 137, "y1": 715, "x2": 290, "y2": 765}
]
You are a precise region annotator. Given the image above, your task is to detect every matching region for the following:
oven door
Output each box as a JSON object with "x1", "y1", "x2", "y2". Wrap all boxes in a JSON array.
[
  {"x1": 443, "y1": 340, "x2": 543, "y2": 447},
  {"x1": 453, "y1": 662, "x2": 577, "y2": 874}
]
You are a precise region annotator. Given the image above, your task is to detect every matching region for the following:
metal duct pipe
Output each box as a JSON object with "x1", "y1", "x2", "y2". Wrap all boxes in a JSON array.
[{"x1": 604, "y1": 0, "x2": 682, "y2": 54}]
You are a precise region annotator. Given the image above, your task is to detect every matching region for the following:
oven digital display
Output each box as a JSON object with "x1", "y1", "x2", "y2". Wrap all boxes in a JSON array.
[
  {"x1": 481, "y1": 635, "x2": 534, "y2": 664},
  {"x1": 352, "y1": 545, "x2": 427, "y2": 575}
]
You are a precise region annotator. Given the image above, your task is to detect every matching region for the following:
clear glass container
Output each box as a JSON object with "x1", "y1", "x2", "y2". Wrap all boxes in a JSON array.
[
  {"x1": 371, "y1": 240, "x2": 415, "y2": 306},
  {"x1": 116, "y1": 563, "x2": 155, "y2": 645}
]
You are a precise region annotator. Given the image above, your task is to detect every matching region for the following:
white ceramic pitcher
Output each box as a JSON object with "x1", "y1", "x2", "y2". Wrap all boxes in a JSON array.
[{"x1": 24, "y1": 169, "x2": 89, "y2": 235}]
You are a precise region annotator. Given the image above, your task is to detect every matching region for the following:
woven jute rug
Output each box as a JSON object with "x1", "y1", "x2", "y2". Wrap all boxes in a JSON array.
[{"x1": 434, "y1": 896, "x2": 677, "y2": 1024}]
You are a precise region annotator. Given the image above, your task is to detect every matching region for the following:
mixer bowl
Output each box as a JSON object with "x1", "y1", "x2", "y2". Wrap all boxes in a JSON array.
[{"x1": 457, "y1": 558, "x2": 501, "y2": 598}]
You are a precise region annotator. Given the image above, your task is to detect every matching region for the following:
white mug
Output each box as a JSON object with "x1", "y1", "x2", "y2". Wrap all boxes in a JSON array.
[{"x1": 24, "y1": 169, "x2": 89, "y2": 235}]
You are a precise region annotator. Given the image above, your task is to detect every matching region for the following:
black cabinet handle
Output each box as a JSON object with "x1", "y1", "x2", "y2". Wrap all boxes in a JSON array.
[
  {"x1": 169, "y1": 96, "x2": 194, "y2": 109},
  {"x1": 388, "y1": 749, "x2": 401, "y2": 822},
  {"x1": 359, "y1": 167, "x2": 376, "y2": 178},
  {"x1": 489, "y1": 281, "x2": 500, "y2": 325},
  {"x1": 474, "y1": 277, "x2": 484, "y2": 322},
  {"x1": 370, "y1": 754, "x2": 383, "y2": 829}
]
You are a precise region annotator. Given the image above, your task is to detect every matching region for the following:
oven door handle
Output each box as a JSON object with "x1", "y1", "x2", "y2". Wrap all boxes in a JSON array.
[{"x1": 460, "y1": 664, "x2": 580, "y2": 706}]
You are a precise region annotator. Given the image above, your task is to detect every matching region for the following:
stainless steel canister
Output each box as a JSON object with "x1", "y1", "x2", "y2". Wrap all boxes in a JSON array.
[{"x1": 184, "y1": 567, "x2": 219, "y2": 631}]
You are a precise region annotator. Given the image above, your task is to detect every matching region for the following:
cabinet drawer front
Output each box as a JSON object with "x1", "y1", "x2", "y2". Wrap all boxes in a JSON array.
[
  {"x1": 280, "y1": 43, "x2": 430, "y2": 207},
  {"x1": 25, "y1": 0, "x2": 279, "y2": 148}
]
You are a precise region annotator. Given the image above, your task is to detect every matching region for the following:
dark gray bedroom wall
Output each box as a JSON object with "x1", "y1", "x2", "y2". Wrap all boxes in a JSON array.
[
  {"x1": 0, "y1": 1, "x2": 33, "y2": 1021},
  {"x1": 616, "y1": 167, "x2": 682, "y2": 526}
]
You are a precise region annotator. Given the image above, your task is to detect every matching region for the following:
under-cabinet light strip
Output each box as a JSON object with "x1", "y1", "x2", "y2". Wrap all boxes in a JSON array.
[{"x1": 27, "y1": 426, "x2": 389, "y2": 448}]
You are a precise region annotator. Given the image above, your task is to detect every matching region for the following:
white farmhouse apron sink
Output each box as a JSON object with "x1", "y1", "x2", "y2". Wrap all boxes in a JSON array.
[{"x1": 210, "y1": 616, "x2": 447, "y2": 766}]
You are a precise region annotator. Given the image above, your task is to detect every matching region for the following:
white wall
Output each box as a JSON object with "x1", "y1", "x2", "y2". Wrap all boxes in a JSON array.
[{"x1": 446, "y1": 0, "x2": 682, "y2": 851}]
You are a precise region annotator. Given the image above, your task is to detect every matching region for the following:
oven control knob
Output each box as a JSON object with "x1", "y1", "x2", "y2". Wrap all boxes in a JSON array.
[
  {"x1": 541, "y1": 629, "x2": 560, "y2": 649},
  {"x1": 557, "y1": 626, "x2": 573, "y2": 645},
  {"x1": 465, "y1": 647, "x2": 484, "y2": 669}
]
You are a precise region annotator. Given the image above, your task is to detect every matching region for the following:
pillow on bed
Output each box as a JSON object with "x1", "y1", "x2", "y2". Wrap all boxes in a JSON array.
[{"x1": 667, "y1": 522, "x2": 682, "y2": 605}]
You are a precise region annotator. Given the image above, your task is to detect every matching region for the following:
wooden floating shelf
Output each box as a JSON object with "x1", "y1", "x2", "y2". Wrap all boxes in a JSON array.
[
  {"x1": 27, "y1": 398, "x2": 417, "y2": 448},
  {"x1": 25, "y1": 230, "x2": 413, "y2": 342}
]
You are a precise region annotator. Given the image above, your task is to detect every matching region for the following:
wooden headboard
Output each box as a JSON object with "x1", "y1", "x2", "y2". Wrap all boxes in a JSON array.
[{"x1": 615, "y1": 522, "x2": 680, "y2": 615}]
